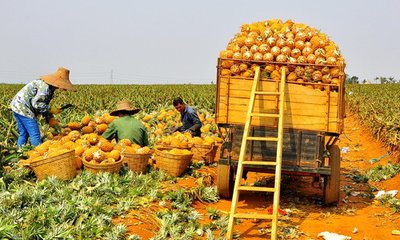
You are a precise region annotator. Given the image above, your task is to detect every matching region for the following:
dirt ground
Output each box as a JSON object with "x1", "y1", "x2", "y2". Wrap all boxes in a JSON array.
[{"x1": 116, "y1": 113, "x2": 400, "y2": 239}]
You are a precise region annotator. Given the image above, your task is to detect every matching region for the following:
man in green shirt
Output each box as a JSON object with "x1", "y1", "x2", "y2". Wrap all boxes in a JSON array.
[{"x1": 102, "y1": 100, "x2": 149, "y2": 147}]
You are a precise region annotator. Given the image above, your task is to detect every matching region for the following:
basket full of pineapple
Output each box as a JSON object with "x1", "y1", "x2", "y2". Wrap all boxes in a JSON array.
[
  {"x1": 121, "y1": 142, "x2": 152, "y2": 174},
  {"x1": 154, "y1": 146, "x2": 193, "y2": 177}
]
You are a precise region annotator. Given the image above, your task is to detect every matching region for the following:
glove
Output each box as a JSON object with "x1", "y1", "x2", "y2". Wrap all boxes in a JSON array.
[
  {"x1": 45, "y1": 112, "x2": 58, "y2": 127},
  {"x1": 48, "y1": 118, "x2": 59, "y2": 127},
  {"x1": 184, "y1": 129, "x2": 194, "y2": 136},
  {"x1": 49, "y1": 106, "x2": 62, "y2": 114},
  {"x1": 44, "y1": 112, "x2": 53, "y2": 123},
  {"x1": 172, "y1": 126, "x2": 182, "y2": 133}
]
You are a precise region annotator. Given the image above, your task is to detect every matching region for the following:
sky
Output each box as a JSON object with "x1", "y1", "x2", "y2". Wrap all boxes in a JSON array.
[{"x1": 0, "y1": 0, "x2": 399, "y2": 85}]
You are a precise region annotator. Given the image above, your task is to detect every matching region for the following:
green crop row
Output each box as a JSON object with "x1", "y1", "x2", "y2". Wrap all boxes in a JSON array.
[
  {"x1": 2, "y1": 83, "x2": 399, "y2": 154},
  {"x1": 346, "y1": 84, "x2": 400, "y2": 152},
  {"x1": 0, "y1": 84, "x2": 217, "y2": 145},
  {"x1": 0, "y1": 84, "x2": 216, "y2": 118}
]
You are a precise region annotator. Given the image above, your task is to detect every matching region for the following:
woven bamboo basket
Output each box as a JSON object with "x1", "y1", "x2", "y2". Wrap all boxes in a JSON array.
[
  {"x1": 157, "y1": 144, "x2": 192, "y2": 150},
  {"x1": 30, "y1": 150, "x2": 77, "y2": 180},
  {"x1": 82, "y1": 159, "x2": 122, "y2": 174},
  {"x1": 154, "y1": 147, "x2": 193, "y2": 177},
  {"x1": 122, "y1": 152, "x2": 152, "y2": 173},
  {"x1": 214, "y1": 143, "x2": 222, "y2": 162},
  {"x1": 191, "y1": 144, "x2": 219, "y2": 164}
]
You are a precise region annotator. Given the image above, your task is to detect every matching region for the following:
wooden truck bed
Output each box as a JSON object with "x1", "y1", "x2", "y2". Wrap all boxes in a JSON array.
[
  {"x1": 215, "y1": 60, "x2": 344, "y2": 204},
  {"x1": 215, "y1": 60, "x2": 345, "y2": 135}
]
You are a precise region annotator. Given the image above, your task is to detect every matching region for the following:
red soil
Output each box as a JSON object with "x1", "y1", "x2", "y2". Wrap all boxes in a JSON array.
[{"x1": 114, "y1": 113, "x2": 400, "y2": 239}]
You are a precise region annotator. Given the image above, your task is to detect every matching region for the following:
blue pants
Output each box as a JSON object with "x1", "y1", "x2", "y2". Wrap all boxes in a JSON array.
[{"x1": 13, "y1": 112, "x2": 41, "y2": 147}]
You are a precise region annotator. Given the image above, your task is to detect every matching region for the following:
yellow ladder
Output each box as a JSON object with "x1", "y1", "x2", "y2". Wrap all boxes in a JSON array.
[{"x1": 226, "y1": 66, "x2": 286, "y2": 240}]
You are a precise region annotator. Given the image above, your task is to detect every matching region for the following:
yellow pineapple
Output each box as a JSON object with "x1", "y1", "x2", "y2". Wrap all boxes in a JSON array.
[
  {"x1": 98, "y1": 139, "x2": 114, "y2": 152},
  {"x1": 109, "y1": 149, "x2": 121, "y2": 161},
  {"x1": 136, "y1": 146, "x2": 151, "y2": 154}
]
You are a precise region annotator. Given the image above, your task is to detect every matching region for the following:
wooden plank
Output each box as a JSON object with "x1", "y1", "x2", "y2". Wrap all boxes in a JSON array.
[
  {"x1": 226, "y1": 101, "x2": 338, "y2": 116},
  {"x1": 234, "y1": 213, "x2": 273, "y2": 220},
  {"x1": 217, "y1": 104, "x2": 338, "y2": 121},
  {"x1": 219, "y1": 88, "x2": 337, "y2": 104},
  {"x1": 217, "y1": 76, "x2": 341, "y2": 133},
  {"x1": 227, "y1": 66, "x2": 261, "y2": 238},
  {"x1": 238, "y1": 186, "x2": 276, "y2": 192},
  {"x1": 224, "y1": 110, "x2": 339, "y2": 123},
  {"x1": 217, "y1": 113, "x2": 338, "y2": 132},
  {"x1": 217, "y1": 109, "x2": 338, "y2": 122},
  {"x1": 218, "y1": 77, "x2": 338, "y2": 96},
  {"x1": 220, "y1": 76, "x2": 333, "y2": 90},
  {"x1": 221, "y1": 95, "x2": 337, "y2": 107},
  {"x1": 219, "y1": 87, "x2": 338, "y2": 104}
]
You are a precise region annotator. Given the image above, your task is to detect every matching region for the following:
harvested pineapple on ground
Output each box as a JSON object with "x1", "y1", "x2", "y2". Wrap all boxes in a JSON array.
[
  {"x1": 135, "y1": 106, "x2": 221, "y2": 140},
  {"x1": 155, "y1": 131, "x2": 223, "y2": 148},
  {"x1": 24, "y1": 107, "x2": 223, "y2": 168},
  {"x1": 22, "y1": 130, "x2": 153, "y2": 170}
]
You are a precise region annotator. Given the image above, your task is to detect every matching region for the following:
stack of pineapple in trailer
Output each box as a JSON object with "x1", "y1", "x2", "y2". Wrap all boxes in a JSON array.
[
  {"x1": 19, "y1": 104, "x2": 224, "y2": 179},
  {"x1": 215, "y1": 19, "x2": 345, "y2": 239}
]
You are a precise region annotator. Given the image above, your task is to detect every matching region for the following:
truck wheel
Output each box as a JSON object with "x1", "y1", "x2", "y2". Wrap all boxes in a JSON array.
[
  {"x1": 323, "y1": 145, "x2": 341, "y2": 205},
  {"x1": 217, "y1": 163, "x2": 234, "y2": 198}
]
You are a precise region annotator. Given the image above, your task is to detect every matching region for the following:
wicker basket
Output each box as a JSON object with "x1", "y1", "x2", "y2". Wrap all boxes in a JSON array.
[
  {"x1": 157, "y1": 144, "x2": 192, "y2": 150},
  {"x1": 30, "y1": 150, "x2": 77, "y2": 180},
  {"x1": 82, "y1": 159, "x2": 122, "y2": 174},
  {"x1": 154, "y1": 147, "x2": 193, "y2": 177},
  {"x1": 191, "y1": 144, "x2": 219, "y2": 164},
  {"x1": 122, "y1": 153, "x2": 152, "y2": 173},
  {"x1": 214, "y1": 143, "x2": 222, "y2": 162}
]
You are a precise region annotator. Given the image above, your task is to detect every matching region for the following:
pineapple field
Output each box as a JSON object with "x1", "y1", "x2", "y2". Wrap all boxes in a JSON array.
[
  {"x1": 0, "y1": 17, "x2": 399, "y2": 239},
  {"x1": 0, "y1": 83, "x2": 399, "y2": 239},
  {"x1": 0, "y1": 84, "x2": 216, "y2": 145},
  {"x1": 346, "y1": 84, "x2": 400, "y2": 153},
  {"x1": 0, "y1": 84, "x2": 228, "y2": 239}
]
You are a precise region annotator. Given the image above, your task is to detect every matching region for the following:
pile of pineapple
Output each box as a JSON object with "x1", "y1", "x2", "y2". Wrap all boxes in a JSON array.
[
  {"x1": 138, "y1": 108, "x2": 219, "y2": 140},
  {"x1": 155, "y1": 131, "x2": 223, "y2": 149},
  {"x1": 23, "y1": 114, "x2": 151, "y2": 169},
  {"x1": 162, "y1": 148, "x2": 192, "y2": 156},
  {"x1": 24, "y1": 134, "x2": 150, "y2": 169},
  {"x1": 219, "y1": 19, "x2": 345, "y2": 87},
  {"x1": 22, "y1": 107, "x2": 223, "y2": 168},
  {"x1": 135, "y1": 106, "x2": 224, "y2": 148}
]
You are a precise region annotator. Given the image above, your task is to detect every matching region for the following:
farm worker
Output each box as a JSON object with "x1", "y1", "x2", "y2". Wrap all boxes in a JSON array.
[
  {"x1": 10, "y1": 67, "x2": 74, "y2": 147},
  {"x1": 172, "y1": 97, "x2": 202, "y2": 137},
  {"x1": 102, "y1": 100, "x2": 149, "y2": 147}
]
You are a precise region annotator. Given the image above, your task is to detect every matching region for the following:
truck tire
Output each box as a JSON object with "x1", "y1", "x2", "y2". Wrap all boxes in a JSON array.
[
  {"x1": 323, "y1": 145, "x2": 341, "y2": 205},
  {"x1": 217, "y1": 163, "x2": 234, "y2": 198}
]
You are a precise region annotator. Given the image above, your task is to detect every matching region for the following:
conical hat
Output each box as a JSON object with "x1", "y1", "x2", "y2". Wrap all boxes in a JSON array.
[
  {"x1": 40, "y1": 67, "x2": 74, "y2": 91},
  {"x1": 110, "y1": 100, "x2": 141, "y2": 116}
]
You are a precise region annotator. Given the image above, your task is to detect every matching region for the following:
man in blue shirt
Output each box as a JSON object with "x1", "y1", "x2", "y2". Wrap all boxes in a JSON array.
[{"x1": 172, "y1": 97, "x2": 202, "y2": 137}]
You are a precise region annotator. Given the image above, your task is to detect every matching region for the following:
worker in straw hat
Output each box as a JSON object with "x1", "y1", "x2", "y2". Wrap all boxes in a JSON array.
[
  {"x1": 10, "y1": 67, "x2": 74, "y2": 147},
  {"x1": 102, "y1": 100, "x2": 149, "y2": 147}
]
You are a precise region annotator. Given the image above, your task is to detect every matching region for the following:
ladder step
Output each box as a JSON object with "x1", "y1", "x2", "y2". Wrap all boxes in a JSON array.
[
  {"x1": 226, "y1": 66, "x2": 286, "y2": 239},
  {"x1": 254, "y1": 91, "x2": 280, "y2": 96},
  {"x1": 242, "y1": 161, "x2": 277, "y2": 166},
  {"x1": 238, "y1": 186, "x2": 276, "y2": 192},
  {"x1": 246, "y1": 136, "x2": 278, "y2": 142},
  {"x1": 250, "y1": 113, "x2": 279, "y2": 118},
  {"x1": 233, "y1": 213, "x2": 273, "y2": 220}
]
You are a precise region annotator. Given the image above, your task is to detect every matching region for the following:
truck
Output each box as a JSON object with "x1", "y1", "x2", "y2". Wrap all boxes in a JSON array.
[{"x1": 215, "y1": 58, "x2": 345, "y2": 204}]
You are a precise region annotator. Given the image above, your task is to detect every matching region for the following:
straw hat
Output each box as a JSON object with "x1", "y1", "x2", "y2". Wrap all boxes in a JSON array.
[
  {"x1": 40, "y1": 67, "x2": 74, "y2": 91},
  {"x1": 110, "y1": 100, "x2": 141, "y2": 116}
]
